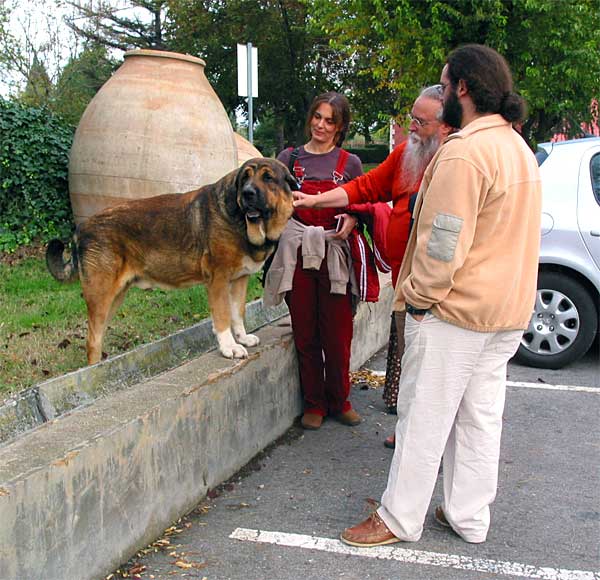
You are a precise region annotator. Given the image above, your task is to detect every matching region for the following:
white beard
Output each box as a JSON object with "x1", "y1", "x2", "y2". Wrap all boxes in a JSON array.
[{"x1": 402, "y1": 132, "x2": 440, "y2": 189}]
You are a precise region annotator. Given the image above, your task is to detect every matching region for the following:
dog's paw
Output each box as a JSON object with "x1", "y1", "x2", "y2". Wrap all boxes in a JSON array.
[
  {"x1": 220, "y1": 343, "x2": 248, "y2": 359},
  {"x1": 236, "y1": 333, "x2": 260, "y2": 347}
]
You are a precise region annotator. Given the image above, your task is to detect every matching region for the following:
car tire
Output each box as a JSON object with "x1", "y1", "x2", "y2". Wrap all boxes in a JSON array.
[{"x1": 514, "y1": 271, "x2": 598, "y2": 369}]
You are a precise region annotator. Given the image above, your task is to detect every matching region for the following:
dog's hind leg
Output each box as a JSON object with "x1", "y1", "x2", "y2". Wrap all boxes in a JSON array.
[
  {"x1": 207, "y1": 274, "x2": 248, "y2": 359},
  {"x1": 83, "y1": 278, "x2": 129, "y2": 365},
  {"x1": 230, "y1": 275, "x2": 259, "y2": 348}
]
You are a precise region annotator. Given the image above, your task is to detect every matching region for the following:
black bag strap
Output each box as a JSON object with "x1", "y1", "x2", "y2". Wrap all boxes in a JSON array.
[{"x1": 288, "y1": 146, "x2": 300, "y2": 172}]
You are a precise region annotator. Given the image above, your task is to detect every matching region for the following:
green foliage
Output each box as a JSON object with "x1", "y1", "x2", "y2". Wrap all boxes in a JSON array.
[
  {"x1": 313, "y1": 0, "x2": 600, "y2": 145},
  {"x1": 20, "y1": 57, "x2": 53, "y2": 108},
  {"x1": 345, "y1": 144, "x2": 389, "y2": 164},
  {"x1": 166, "y1": 0, "x2": 349, "y2": 149},
  {"x1": 52, "y1": 44, "x2": 118, "y2": 125},
  {"x1": 253, "y1": 112, "x2": 281, "y2": 157},
  {"x1": 0, "y1": 99, "x2": 75, "y2": 252}
]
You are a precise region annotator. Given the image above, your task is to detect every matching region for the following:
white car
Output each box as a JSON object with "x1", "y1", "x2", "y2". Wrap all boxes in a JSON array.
[{"x1": 514, "y1": 137, "x2": 600, "y2": 369}]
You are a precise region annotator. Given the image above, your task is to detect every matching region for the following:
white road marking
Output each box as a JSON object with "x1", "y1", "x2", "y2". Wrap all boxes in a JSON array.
[
  {"x1": 230, "y1": 528, "x2": 600, "y2": 579},
  {"x1": 366, "y1": 370, "x2": 599, "y2": 394},
  {"x1": 506, "y1": 380, "x2": 599, "y2": 394}
]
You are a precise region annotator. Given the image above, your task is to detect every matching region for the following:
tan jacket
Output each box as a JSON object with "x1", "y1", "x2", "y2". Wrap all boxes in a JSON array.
[{"x1": 395, "y1": 114, "x2": 542, "y2": 332}]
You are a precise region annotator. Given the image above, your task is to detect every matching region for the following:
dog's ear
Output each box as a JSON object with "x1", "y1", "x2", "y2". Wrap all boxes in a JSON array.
[
  {"x1": 235, "y1": 161, "x2": 253, "y2": 193},
  {"x1": 224, "y1": 163, "x2": 250, "y2": 217},
  {"x1": 285, "y1": 169, "x2": 300, "y2": 191}
]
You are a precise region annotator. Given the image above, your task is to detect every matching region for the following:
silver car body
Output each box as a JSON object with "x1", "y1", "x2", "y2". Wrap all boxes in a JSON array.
[
  {"x1": 516, "y1": 137, "x2": 600, "y2": 367},
  {"x1": 538, "y1": 138, "x2": 600, "y2": 292}
]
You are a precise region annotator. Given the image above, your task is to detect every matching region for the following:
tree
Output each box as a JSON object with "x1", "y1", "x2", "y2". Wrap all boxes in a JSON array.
[
  {"x1": 166, "y1": 0, "x2": 351, "y2": 150},
  {"x1": 64, "y1": 0, "x2": 170, "y2": 51},
  {"x1": 313, "y1": 0, "x2": 600, "y2": 145},
  {"x1": 0, "y1": 0, "x2": 77, "y2": 101},
  {"x1": 53, "y1": 43, "x2": 118, "y2": 125},
  {"x1": 20, "y1": 56, "x2": 52, "y2": 107}
]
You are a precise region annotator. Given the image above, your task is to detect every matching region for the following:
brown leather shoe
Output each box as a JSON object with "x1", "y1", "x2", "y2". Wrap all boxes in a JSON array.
[
  {"x1": 335, "y1": 409, "x2": 362, "y2": 426},
  {"x1": 383, "y1": 434, "x2": 395, "y2": 449},
  {"x1": 340, "y1": 512, "x2": 401, "y2": 547},
  {"x1": 301, "y1": 412, "x2": 323, "y2": 430}
]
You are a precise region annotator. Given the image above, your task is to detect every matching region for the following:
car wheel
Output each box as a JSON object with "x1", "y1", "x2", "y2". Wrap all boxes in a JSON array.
[{"x1": 515, "y1": 271, "x2": 598, "y2": 369}]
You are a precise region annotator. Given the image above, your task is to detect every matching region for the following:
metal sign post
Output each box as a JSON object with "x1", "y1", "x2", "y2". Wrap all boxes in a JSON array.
[{"x1": 237, "y1": 43, "x2": 258, "y2": 144}]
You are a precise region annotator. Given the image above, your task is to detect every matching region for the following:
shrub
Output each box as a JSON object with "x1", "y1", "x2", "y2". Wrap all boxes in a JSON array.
[
  {"x1": 0, "y1": 99, "x2": 75, "y2": 252},
  {"x1": 345, "y1": 144, "x2": 389, "y2": 164}
]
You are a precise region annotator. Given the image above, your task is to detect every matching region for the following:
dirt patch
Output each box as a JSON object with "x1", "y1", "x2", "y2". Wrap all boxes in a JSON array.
[{"x1": 0, "y1": 244, "x2": 47, "y2": 266}]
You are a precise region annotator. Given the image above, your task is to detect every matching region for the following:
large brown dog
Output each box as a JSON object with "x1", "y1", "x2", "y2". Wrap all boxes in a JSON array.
[{"x1": 46, "y1": 158, "x2": 296, "y2": 365}]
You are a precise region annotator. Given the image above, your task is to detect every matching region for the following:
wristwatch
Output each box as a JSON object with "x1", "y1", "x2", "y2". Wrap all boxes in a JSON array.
[{"x1": 405, "y1": 303, "x2": 429, "y2": 316}]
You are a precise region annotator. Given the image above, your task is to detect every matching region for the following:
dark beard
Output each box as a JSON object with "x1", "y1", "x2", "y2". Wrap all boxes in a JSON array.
[{"x1": 442, "y1": 89, "x2": 463, "y2": 129}]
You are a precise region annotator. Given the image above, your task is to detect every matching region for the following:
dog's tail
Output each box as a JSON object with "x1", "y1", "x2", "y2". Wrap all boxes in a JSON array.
[{"x1": 46, "y1": 238, "x2": 79, "y2": 283}]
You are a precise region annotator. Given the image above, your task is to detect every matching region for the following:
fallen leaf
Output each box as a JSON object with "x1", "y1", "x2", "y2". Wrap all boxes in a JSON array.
[
  {"x1": 129, "y1": 564, "x2": 146, "y2": 574},
  {"x1": 57, "y1": 338, "x2": 71, "y2": 349},
  {"x1": 175, "y1": 560, "x2": 193, "y2": 569}
]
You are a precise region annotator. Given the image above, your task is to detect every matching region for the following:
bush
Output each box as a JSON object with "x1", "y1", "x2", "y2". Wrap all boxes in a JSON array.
[
  {"x1": 345, "y1": 144, "x2": 389, "y2": 164},
  {"x1": 0, "y1": 99, "x2": 75, "y2": 252}
]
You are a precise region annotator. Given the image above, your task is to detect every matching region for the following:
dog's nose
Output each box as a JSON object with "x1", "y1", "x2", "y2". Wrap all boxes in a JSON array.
[{"x1": 242, "y1": 185, "x2": 259, "y2": 202}]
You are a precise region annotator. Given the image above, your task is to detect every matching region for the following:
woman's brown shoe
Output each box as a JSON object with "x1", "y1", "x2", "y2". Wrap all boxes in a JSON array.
[
  {"x1": 335, "y1": 409, "x2": 362, "y2": 426},
  {"x1": 301, "y1": 412, "x2": 323, "y2": 430},
  {"x1": 340, "y1": 512, "x2": 402, "y2": 547}
]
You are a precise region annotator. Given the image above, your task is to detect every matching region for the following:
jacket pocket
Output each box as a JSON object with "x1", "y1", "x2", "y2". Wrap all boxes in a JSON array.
[{"x1": 426, "y1": 213, "x2": 463, "y2": 262}]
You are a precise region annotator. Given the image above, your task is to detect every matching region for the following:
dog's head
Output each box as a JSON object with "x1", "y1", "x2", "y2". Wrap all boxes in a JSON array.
[{"x1": 234, "y1": 157, "x2": 297, "y2": 246}]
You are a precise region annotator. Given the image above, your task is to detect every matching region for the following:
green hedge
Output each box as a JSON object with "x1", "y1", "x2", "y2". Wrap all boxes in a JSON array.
[
  {"x1": 345, "y1": 144, "x2": 389, "y2": 164},
  {"x1": 0, "y1": 99, "x2": 75, "y2": 252}
]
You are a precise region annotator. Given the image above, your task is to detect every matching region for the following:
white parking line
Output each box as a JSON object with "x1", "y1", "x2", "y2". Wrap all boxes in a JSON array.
[
  {"x1": 506, "y1": 380, "x2": 599, "y2": 394},
  {"x1": 230, "y1": 528, "x2": 600, "y2": 579},
  {"x1": 366, "y1": 370, "x2": 599, "y2": 394}
]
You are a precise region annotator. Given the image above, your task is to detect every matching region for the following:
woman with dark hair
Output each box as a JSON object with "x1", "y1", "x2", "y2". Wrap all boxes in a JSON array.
[{"x1": 265, "y1": 91, "x2": 364, "y2": 430}]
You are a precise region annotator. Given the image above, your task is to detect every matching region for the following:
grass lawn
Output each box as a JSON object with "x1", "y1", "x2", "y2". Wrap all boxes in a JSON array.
[{"x1": 0, "y1": 252, "x2": 263, "y2": 400}]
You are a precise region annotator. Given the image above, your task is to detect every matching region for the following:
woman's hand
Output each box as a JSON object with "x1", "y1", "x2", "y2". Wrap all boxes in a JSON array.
[
  {"x1": 332, "y1": 213, "x2": 357, "y2": 240},
  {"x1": 293, "y1": 186, "x2": 350, "y2": 209},
  {"x1": 293, "y1": 191, "x2": 317, "y2": 208}
]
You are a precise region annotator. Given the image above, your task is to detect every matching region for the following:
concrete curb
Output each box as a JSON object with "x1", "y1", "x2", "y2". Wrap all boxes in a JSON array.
[{"x1": 0, "y1": 283, "x2": 393, "y2": 580}]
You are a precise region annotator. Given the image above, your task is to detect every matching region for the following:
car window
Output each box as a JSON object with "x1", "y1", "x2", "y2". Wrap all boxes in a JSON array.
[
  {"x1": 591, "y1": 153, "x2": 600, "y2": 205},
  {"x1": 535, "y1": 149, "x2": 548, "y2": 166}
]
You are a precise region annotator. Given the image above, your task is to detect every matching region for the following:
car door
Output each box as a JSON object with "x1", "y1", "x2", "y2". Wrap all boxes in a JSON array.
[{"x1": 577, "y1": 146, "x2": 600, "y2": 271}]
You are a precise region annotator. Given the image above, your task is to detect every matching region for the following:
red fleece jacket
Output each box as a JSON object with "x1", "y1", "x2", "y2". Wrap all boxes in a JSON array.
[{"x1": 342, "y1": 141, "x2": 421, "y2": 285}]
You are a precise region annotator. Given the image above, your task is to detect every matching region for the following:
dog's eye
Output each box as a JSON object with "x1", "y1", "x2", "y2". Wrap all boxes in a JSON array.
[{"x1": 262, "y1": 172, "x2": 274, "y2": 182}]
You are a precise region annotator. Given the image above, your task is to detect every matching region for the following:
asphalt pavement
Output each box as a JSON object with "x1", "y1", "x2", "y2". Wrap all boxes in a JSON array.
[{"x1": 109, "y1": 346, "x2": 600, "y2": 580}]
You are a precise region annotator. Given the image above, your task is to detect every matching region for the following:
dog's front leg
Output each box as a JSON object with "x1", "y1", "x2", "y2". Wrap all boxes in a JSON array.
[
  {"x1": 230, "y1": 275, "x2": 259, "y2": 348},
  {"x1": 207, "y1": 274, "x2": 248, "y2": 359}
]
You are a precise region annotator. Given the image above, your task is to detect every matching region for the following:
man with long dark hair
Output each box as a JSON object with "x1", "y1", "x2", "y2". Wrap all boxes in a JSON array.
[{"x1": 338, "y1": 44, "x2": 542, "y2": 546}]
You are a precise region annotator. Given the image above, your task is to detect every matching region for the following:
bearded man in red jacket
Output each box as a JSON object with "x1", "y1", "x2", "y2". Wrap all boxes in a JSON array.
[{"x1": 344, "y1": 85, "x2": 453, "y2": 420}]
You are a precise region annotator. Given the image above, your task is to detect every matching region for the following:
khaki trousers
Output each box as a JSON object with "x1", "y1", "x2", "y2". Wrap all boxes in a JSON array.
[{"x1": 378, "y1": 312, "x2": 522, "y2": 543}]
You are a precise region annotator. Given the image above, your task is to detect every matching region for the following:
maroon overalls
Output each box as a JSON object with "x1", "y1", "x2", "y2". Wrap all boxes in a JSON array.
[{"x1": 285, "y1": 149, "x2": 354, "y2": 417}]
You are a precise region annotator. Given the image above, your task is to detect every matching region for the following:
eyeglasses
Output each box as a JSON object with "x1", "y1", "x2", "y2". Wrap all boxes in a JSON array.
[{"x1": 407, "y1": 112, "x2": 432, "y2": 128}]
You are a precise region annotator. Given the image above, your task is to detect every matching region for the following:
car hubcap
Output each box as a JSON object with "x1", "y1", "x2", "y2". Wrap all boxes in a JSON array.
[{"x1": 521, "y1": 288, "x2": 580, "y2": 356}]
